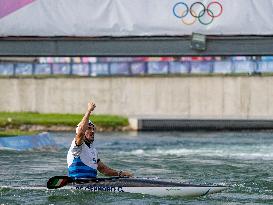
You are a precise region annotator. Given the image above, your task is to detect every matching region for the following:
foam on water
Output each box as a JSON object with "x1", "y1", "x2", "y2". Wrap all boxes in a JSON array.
[
  {"x1": 119, "y1": 146, "x2": 273, "y2": 160},
  {"x1": 0, "y1": 185, "x2": 48, "y2": 191}
]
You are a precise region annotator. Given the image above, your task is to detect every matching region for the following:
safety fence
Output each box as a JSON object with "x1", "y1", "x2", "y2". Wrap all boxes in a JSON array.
[{"x1": 0, "y1": 60, "x2": 273, "y2": 76}]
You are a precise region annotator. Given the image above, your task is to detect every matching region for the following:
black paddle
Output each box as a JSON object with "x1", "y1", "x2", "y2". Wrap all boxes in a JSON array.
[{"x1": 47, "y1": 176, "x2": 125, "y2": 189}]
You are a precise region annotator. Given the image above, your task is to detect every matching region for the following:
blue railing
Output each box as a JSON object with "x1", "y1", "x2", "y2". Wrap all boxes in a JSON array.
[{"x1": 0, "y1": 60, "x2": 273, "y2": 76}]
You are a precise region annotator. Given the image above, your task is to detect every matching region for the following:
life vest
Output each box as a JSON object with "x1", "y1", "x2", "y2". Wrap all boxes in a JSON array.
[{"x1": 67, "y1": 139, "x2": 98, "y2": 179}]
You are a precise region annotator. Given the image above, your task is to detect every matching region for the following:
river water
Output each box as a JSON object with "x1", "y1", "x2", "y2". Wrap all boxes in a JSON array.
[{"x1": 1, "y1": 131, "x2": 273, "y2": 205}]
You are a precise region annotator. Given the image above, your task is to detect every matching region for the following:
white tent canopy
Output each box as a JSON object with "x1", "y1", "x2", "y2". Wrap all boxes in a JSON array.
[{"x1": 0, "y1": 0, "x2": 273, "y2": 37}]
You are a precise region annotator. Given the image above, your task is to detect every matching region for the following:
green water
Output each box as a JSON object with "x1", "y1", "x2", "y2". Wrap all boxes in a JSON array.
[{"x1": 1, "y1": 131, "x2": 273, "y2": 204}]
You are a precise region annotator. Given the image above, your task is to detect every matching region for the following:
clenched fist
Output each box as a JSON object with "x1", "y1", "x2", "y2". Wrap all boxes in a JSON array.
[{"x1": 88, "y1": 101, "x2": 96, "y2": 112}]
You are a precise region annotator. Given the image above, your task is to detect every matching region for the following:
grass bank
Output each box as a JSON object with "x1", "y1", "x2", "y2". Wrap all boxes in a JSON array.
[
  {"x1": 0, "y1": 112, "x2": 129, "y2": 136},
  {"x1": 0, "y1": 130, "x2": 39, "y2": 137}
]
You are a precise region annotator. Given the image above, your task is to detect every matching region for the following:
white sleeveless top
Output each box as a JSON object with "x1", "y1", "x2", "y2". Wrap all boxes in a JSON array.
[{"x1": 67, "y1": 139, "x2": 98, "y2": 178}]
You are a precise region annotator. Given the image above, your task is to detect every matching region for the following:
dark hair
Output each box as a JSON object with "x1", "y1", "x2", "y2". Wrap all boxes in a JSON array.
[{"x1": 88, "y1": 121, "x2": 94, "y2": 126}]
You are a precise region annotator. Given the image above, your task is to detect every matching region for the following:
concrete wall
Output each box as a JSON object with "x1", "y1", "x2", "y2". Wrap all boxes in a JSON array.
[{"x1": 1, "y1": 76, "x2": 273, "y2": 119}]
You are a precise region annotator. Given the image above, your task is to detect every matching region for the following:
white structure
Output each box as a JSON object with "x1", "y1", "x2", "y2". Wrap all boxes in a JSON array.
[{"x1": 0, "y1": 0, "x2": 273, "y2": 36}]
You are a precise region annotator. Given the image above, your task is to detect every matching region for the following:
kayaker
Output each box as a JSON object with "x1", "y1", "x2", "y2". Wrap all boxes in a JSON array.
[{"x1": 67, "y1": 100, "x2": 133, "y2": 179}]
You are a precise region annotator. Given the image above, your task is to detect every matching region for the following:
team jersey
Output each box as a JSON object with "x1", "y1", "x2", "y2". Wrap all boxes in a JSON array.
[{"x1": 67, "y1": 139, "x2": 99, "y2": 179}]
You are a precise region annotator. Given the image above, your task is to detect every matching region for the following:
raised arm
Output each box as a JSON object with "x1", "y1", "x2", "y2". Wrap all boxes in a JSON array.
[{"x1": 75, "y1": 100, "x2": 96, "y2": 146}]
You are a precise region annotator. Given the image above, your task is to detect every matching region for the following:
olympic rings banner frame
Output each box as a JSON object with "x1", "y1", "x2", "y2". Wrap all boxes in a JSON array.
[{"x1": 0, "y1": 0, "x2": 273, "y2": 36}]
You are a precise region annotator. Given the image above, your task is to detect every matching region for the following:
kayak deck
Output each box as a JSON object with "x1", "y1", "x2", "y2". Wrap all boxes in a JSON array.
[
  {"x1": 66, "y1": 178, "x2": 228, "y2": 197},
  {"x1": 71, "y1": 177, "x2": 222, "y2": 187}
]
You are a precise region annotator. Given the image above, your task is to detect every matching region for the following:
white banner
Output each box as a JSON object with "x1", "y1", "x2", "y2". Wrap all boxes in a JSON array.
[{"x1": 0, "y1": 0, "x2": 273, "y2": 36}]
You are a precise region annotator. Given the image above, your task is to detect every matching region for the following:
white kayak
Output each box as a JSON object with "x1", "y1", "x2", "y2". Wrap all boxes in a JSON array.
[{"x1": 60, "y1": 177, "x2": 228, "y2": 197}]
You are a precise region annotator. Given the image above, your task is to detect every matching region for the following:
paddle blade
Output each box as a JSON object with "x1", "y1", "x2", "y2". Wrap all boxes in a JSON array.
[{"x1": 47, "y1": 176, "x2": 71, "y2": 189}]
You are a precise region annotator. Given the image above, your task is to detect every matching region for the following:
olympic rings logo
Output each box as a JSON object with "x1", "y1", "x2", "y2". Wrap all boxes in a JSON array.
[{"x1": 173, "y1": 1, "x2": 223, "y2": 25}]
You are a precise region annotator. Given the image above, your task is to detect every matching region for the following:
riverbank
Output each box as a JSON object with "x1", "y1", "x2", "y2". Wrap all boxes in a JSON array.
[{"x1": 0, "y1": 112, "x2": 129, "y2": 136}]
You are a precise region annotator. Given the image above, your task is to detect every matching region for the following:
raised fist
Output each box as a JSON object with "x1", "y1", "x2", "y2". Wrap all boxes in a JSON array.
[{"x1": 88, "y1": 101, "x2": 96, "y2": 112}]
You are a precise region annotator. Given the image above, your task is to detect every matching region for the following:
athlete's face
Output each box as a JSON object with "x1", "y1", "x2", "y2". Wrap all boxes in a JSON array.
[{"x1": 84, "y1": 125, "x2": 95, "y2": 144}]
